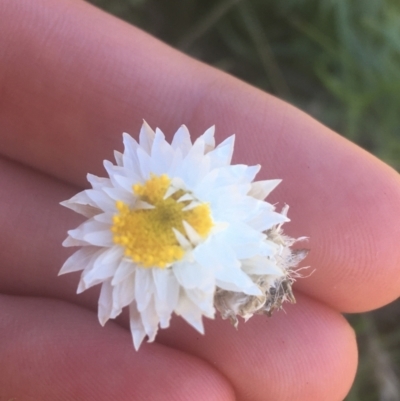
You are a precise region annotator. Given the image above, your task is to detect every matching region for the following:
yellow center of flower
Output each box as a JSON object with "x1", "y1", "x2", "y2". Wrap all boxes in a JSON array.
[{"x1": 111, "y1": 174, "x2": 213, "y2": 268}]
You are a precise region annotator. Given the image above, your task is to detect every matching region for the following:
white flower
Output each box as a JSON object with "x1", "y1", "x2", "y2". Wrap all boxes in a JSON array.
[{"x1": 60, "y1": 122, "x2": 304, "y2": 350}]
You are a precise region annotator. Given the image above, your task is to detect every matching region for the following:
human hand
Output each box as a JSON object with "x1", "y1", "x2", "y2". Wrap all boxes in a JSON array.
[{"x1": 1, "y1": 0, "x2": 400, "y2": 400}]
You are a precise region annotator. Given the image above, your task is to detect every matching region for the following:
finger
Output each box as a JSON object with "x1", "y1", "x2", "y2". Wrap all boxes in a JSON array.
[
  {"x1": 1, "y1": 0, "x2": 400, "y2": 313},
  {"x1": 0, "y1": 294, "x2": 234, "y2": 401},
  {"x1": 0, "y1": 157, "x2": 86, "y2": 302},
  {"x1": 158, "y1": 293, "x2": 358, "y2": 401}
]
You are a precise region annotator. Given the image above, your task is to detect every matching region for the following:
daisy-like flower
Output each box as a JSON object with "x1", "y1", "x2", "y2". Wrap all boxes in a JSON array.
[{"x1": 60, "y1": 122, "x2": 307, "y2": 350}]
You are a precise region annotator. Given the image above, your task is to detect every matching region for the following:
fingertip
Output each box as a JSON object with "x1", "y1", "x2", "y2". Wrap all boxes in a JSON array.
[{"x1": 289, "y1": 134, "x2": 400, "y2": 312}]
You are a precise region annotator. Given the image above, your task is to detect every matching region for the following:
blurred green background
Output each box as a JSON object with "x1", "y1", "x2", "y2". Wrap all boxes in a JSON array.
[{"x1": 87, "y1": 0, "x2": 400, "y2": 399}]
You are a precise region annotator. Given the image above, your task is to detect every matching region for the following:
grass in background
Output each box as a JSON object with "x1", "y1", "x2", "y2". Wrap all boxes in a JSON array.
[{"x1": 87, "y1": 1, "x2": 400, "y2": 399}]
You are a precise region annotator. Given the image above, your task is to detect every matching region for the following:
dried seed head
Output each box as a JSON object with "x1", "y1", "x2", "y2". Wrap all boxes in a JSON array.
[{"x1": 214, "y1": 205, "x2": 309, "y2": 326}]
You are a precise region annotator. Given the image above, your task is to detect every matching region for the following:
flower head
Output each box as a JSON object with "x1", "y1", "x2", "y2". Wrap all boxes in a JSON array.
[{"x1": 60, "y1": 122, "x2": 307, "y2": 350}]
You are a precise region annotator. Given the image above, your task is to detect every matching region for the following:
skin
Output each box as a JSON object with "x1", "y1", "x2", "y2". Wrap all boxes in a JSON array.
[{"x1": 0, "y1": 0, "x2": 399, "y2": 399}]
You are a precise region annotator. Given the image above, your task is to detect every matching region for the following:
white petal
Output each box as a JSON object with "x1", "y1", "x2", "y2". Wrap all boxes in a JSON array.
[
  {"x1": 103, "y1": 160, "x2": 120, "y2": 181},
  {"x1": 80, "y1": 246, "x2": 123, "y2": 290},
  {"x1": 152, "y1": 269, "x2": 177, "y2": 303},
  {"x1": 201, "y1": 125, "x2": 215, "y2": 153},
  {"x1": 150, "y1": 128, "x2": 174, "y2": 174},
  {"x1": 194, "y1": 237, "x2": 261, "y2": 296},
  {"x1": 152, "y1": 269, "x2": 179, "y2": 328},
  {"x1": 241, "y1": 255, "x2": 285, "y2": 276},
  {"x1": 60, "y1": 202, "x2": 100, "y2": 219},
  {"x1": 87, "y1": 173, "x2": 111, "y2": 190},
  {"x1": 183, "y1": 220, "x2": 202, "y2": 246},
  {"x1": 67, "y1": 219, "x2": 113, "y2": 246},
  {"x1": 76, "y1": 249, "x2": 108, "y2": 293},
  {"x1": 198, "y1": 165, "x2": 259, "y2": 192},
  {"x1": 187, "y1": 154, "x2": 211, "y2": 189},
  {"x1": 175, "y1": 293, "x2": 206, "y2": 334},
  {"x1": 104, "y1": 160, "x2": 141, "y2": 190},
  {"x1": 249, "y1": 179, "x2": 282, "y2": 200},
  {"x1": 155, "y1": 304, "x2": 172, "y2": 329},
  {"x1": 166, "y1": 148, "x2": 184, "y2": 177},
  {"x1": 170, "y1": 177, "x2": 186, "y2": 191},
  {"x1": 112, "y1": 259, "x2": 136, "y2": 285},
  {"x1": 83, "y1": 230, "x2": 114, "y2": 247},
  {"x1": 193, "y1": 236, "x2": 229, "y2": 272},
  {"x1": 137, "y1": 147, "x2": 152, "y2": 180},
  {"x1": 184, "y1": 288, "x2": 215, "y2": 317},
  {"x1": 205, "y1": 190, "x2": 252, "y2": 222},
  {"x1": 139, "y1": 121, "x2": 155, "y2": 154},
  {"x1": 239, "y1": 165, "x2": 260, "y2": 184},
  {"x1": 194, "y1": 165, "x2": 252, "y2": 201},
  {"x1": 122, "y1": 132, "x2": 140, "y2": 171},
  {"x1": 182, "y1": 201, "x2": 201, "y2": 211},
  {"x1": 217, "y1": 267, "x2": 262, "y2": 296},
  {"x1": 208, "y1": 135, "x2": 235, "y2": 169},
  {"x1": 134, "y1": 200, "x2": 155, "y2": 210},
  {"x1": 171, "y1": 125, "x2": 192, "y2": 155},
  {"x1": 140, "y1": 296, "x2": 160, "y2": 342},
  {"x1": 93, "y1": 212, "x2": 113, "y2": 224},
  {"x1": 173, "y1": 260, "x2": 214, "y2": 292},
  {"x1": 59, "y1": 247, "x2": 98, "y2": 275},
  {"x1": 177, "y1": 193, "x2": 194, "y2": 202},
  {"x1": 114, "y1": 150, "x2": 123, "y2": 166},
  {"x1": 215, "y1": 269, "x2": 261, "y2": 296},
  {"x1": 98, "y1": 279, "x2": 113, "y2": 326},
  {"x1": 60, "y1": 191, "x2": 101, "y2": 218},
  {"x1": 217, "y1": 266, "x2": 261, "y2": 295},
  {"x1": 112, "y1": 175, "x2": 139, "y2": 194},
  {"x1": 218, "y1": 222, "x2": 267, "y2": 259},
  {"x1": 129, "y1": 302, "x2": 147, "y2": 351},
  {"x1": 62, "y1": 236, "x2": 88, "y2": 247},
  {"x1": 248, "y1": 209, "x2": 289, "y2": 232},
  {"x1": 164, "y1": 185, "x2": 179, "y2": 200},
  {"x1": 135, "y1": 268, "x2": 154, "y2": 312},
  {"x1": 172, "y1": 228, "x2": 192, "y2": 250},
  {"x1": 111, "y1": 273, "x2": 136, "y2": 317},
  {"x1": 102, "y1": 186, "x2": 133, "y2": 204},
  {"x1": 85, "y1": 188, "x2": 115, "y2": 212},
  {"x1": 174, "y1": 137, "x2": 210, "y2": 189}
]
